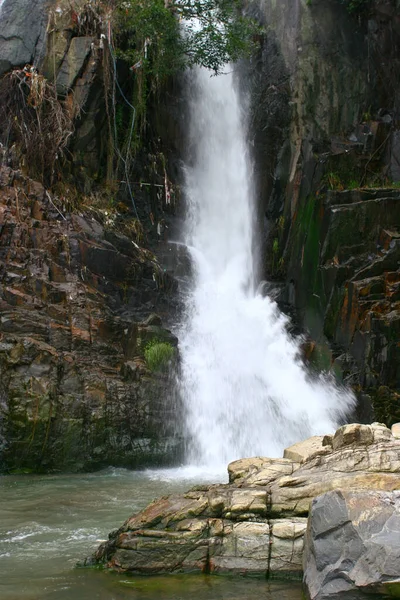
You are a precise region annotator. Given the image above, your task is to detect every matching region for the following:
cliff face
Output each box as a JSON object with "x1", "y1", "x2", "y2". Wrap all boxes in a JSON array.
[
  {"x1": 0, "y1": 163, "x2": 183, "y2": 473},
  {"x1": 0, "y1": 0, "x2": 184, "y2": 472},
  {"x1": 250, "y1": 0, "x2": 400, "y2": 423},
  {"x1": 2, "y1": 0, "x2": 400, "y2": 472}
]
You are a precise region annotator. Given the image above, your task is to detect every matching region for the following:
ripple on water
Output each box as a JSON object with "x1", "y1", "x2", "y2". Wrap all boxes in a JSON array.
[{"x1": 0, "y1": 470, "x2": 302, "y2": 600}]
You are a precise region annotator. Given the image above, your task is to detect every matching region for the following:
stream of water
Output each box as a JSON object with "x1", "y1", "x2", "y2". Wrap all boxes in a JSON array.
[
  {"x1": 178, "y1": 68, "x2": 355, "y2": 466},
  {"x1": 0, "y1": 469, "x2": 302, "y2": 600}
]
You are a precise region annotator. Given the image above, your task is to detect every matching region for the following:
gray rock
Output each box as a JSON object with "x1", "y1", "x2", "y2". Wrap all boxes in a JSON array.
[
  {"x1": 56, "y1": 36, "x2": 94, "y2": 96},
  {"x1": 303, "y1": 490, "x2": 400, "y2": 600},
  {"x1": 0, "y1": 0, "x2": 49, "y2": 75}
]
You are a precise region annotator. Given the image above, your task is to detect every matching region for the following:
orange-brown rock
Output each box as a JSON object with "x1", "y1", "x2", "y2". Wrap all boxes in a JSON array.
[{"x1": 0, "y1": 165, "x2": 181, "y2": 473}]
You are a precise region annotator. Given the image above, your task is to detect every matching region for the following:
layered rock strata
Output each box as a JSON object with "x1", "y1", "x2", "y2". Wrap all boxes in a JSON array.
[
  {"x1": 0, "y1": 165, "x2": 181, "y2": 473},
  {"x1": 92, "y1": 422, "x2": 400, "y2": 578},
  {"x1": 250, "y1": 0, "x2": 400, "y2": 421}
]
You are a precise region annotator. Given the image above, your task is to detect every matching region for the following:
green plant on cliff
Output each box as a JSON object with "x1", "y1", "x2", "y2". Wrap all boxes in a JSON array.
[
  {"x1": 338, "y1": 0, "x2": 372, "y2": 14},
  {"x1": 144, "y1": 339, "x2": 175, "y2": 371},
  {"x1": 114, "y1": 0, "x2": 259, "y2": 77},
  {"x1": 106, "y1": 0, "x2": 260, "y2": 209}
]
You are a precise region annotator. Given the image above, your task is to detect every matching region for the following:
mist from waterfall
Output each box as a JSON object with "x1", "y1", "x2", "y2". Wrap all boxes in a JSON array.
[{"x1": 177, "y1": 67, "x2": 355, "y2": 468}]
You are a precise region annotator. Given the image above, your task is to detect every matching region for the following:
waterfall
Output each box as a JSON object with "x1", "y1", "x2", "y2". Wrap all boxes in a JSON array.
[{"x1": 177, "y1": 67, "x2": 355, "y2": 468}]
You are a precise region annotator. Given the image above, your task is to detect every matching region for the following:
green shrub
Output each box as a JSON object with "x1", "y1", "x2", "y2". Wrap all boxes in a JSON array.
[
  {"x1": 114, "y1": 0, "x2": 260, "y2": 77},
  {"x1": 144, "y1": 340, "x2": 175, "y2": 372},
  {"x1": 339, "y1": 0, "x2": 371, "y2": 14}
]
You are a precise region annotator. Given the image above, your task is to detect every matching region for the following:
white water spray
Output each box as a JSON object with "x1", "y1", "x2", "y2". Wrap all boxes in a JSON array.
[{"x1": 178, "y1": 68, "x2": 354, "y2": 468}]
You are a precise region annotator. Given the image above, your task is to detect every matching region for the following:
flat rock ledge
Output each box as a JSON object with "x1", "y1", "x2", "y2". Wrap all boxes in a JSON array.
[{"x1": 89, "y1": 423, "x2": 400, "y2": 596}]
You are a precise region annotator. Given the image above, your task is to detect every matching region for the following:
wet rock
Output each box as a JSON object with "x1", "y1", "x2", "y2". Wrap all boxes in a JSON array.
[
  {"x1": 0, "y1": 166, "x2": 182, "y2": 473},
  {"x1": 390, "y1": 130, "x2": 400, "y2": 182},
  {"x1": 303, "y1": 490, "x2": 400, "y2": 600},
  {"x1": 252, "y1": 0, "x2": 400, "y2": 423},
  {"x1": 93, "y1": 424, "x2": 400, "y2": 577}
]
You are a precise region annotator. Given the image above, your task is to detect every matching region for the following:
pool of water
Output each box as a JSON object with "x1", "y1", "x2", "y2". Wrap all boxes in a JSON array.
[{"x1": 0, "y1": 467, "x2": 302, "y2": 600}]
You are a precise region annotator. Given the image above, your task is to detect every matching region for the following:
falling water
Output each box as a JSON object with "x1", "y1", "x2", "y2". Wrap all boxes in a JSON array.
[{"x1": 177, "y1": 67, "x2": 355, "y2": 468}]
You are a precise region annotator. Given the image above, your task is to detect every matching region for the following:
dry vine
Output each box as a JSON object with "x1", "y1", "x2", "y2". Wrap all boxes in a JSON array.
[
  {"x1": 69, "y1": 0, "x2": 107, "y2": 37},
  {"x1": 0, "y1": 66, "x2": 74, "y2": 186}
]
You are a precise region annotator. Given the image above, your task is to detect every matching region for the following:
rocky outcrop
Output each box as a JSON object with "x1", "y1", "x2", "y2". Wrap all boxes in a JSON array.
[
  {"x1": 247, "y1": 0, "x2": 400, "y2": 423},
  {"x1": 0, "y1": 0, "x2": 185, "y2": 473},
  {"x1": 0, "y1": 0, "x2": 49, "y2": 76},
  {"x1": 90, "y1": 423, "x2": 400, "y2": 577},
  {"x1": 304, "y1": 490, "x2": 400, "y2": 600},
  {"x1": 286, "y1": 186, "x2": 400, "y2": 424},
  {"x1": 0, "y1": 164, "x2": 182, "y2": 473},
  {"x1": 0, "y1": 0, "x2": 117, "y2": 188}
]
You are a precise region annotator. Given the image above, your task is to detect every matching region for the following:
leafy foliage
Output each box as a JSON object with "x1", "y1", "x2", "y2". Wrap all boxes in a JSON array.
[
  {"x1": 144, "y1": 340, "x2": 175, "y2": 371},
  {"x1": 114, "y1": 0, "x2": 259, "y2": 77},
  {"x1": 338, "y1": 0, "x2": 372, "y2": 14}
]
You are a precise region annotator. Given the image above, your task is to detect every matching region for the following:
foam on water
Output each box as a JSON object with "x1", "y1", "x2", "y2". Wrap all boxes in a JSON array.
[
  {"x1": 145, "y1": 465, "x2": 228, "y2": 483},
  {"x1": 177, "y1": 67, "x2": 355, "y2": 467}
]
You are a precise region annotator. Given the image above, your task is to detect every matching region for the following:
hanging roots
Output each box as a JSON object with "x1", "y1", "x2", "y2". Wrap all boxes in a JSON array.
[
  {"x1": 69, "y1": 0, "x2": 108, "y2": 37},
  {"x1": 0, "y1": 66, "x2": 74, "y2": 186}
]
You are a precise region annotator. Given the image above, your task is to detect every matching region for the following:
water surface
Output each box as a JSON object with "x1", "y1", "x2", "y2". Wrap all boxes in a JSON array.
[{"x1": 0, "y1": 468, "x2": 302, "y2": 600}]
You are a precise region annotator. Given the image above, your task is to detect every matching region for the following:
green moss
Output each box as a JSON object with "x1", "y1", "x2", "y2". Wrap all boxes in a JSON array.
[
  {"x1": 294, "y1": 195, "x2": 321, "y2": 298},
  {"x1": 339, "y1": 0, "x2": 372, "y2": 15},
  {"x1": 324, "y1": 287, "x2": 346, "y2": 340},
  {"x1": 8, "y1": 467, "x2": 34, "y2": 475},
  {"x1": 382, "y1": 581, "x2": 400, "y2": 598}
]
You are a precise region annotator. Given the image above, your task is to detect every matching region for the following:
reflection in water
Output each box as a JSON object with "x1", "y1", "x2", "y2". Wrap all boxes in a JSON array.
[{"x1": 0, "y1": 469, "x2": 302, "y2": 600}]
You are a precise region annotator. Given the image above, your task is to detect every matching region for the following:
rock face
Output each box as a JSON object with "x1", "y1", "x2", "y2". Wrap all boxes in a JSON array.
[
  {"x1": 0, "y1": 0, "x2": 49, "y2": 76},
  {"x1": 249, "y1": 0, "x2": 400, "y2": 423},
  {"x1": 0, "y1": 0, "x2": 184, "y2": 472},
  {"x1": 304, "y1": 490, "x2": 400, "y2": 600},
  {"x1": 0, "y1": 0, "x2": 115, "y2": 188},
  {"x1": 91, "y1": 423, "x2": 400, "y2": 577},
  {"x1": 0, "y1": 164, "x2": 182, "y2": 473}
]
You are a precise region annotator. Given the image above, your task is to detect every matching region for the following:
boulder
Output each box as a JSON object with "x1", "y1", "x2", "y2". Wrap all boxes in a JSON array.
[
  {"x1": 270, "y1": 518, "x2": 307, "y2": 576},
  {"x1": 303, "y1": 490, "x2": 400, "y2": 599},
  {"x1": 228, "y1": 457, "x2": 297, "y2": 486},
  {"x1": 209, "y1": 521, "x2": 271, "y2": 575},
  {"x1": 91, "y1": 424, "x2": 400, "y2": 577},
  {"x1": 0, "y1": 0, "x2": 49, "y2": 75},
  {"x1": 56, "y1": 36, "x2": 94, "y2": 96},
  {"x1": 284, "y1": 436, "x2": 330, "y2": 463},
  {"x1": 392, "y1": 423, "x2": 400, "y2": 439}
]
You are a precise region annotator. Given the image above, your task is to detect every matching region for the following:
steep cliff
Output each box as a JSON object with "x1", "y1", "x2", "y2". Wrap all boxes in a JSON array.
[
  {"x1": 0, "y1": 0, "x2": 184, "y2": 472},
  {"x1": 2, "y1": 0, "x2": 400, "y2": 472},
  {"x1": 249, "y1": 0, "x2": 400, "y2": 424}
]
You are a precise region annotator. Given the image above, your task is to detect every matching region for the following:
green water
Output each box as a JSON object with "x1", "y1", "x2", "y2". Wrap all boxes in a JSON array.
[{"x1": 0, "y1": 467, "x2": 302, "y2": 600}]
